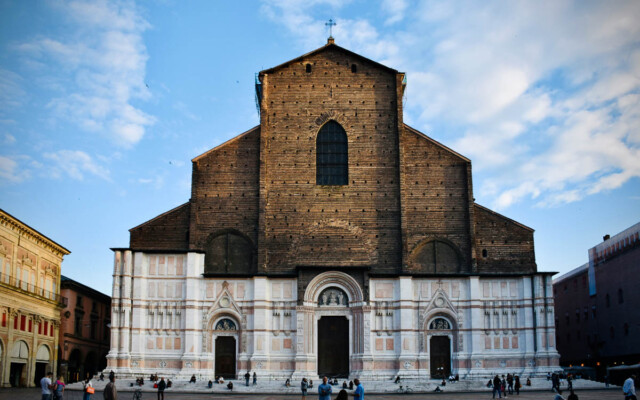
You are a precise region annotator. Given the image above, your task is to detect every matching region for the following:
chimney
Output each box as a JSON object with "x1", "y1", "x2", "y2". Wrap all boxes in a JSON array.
[{"x1": 603, "y1": 234, "x2": 610, "y2": 241}]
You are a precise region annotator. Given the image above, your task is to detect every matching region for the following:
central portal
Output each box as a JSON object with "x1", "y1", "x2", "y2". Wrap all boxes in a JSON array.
[
  {"x1": 318, "y1": 316, "x2": 349, "y2": 378},
  {"x1": 215, "y1": 336, "x2": 236, "y2": 379},
  {"x1": 430, "y1": 336, "x2": 451, "y2": 379}
]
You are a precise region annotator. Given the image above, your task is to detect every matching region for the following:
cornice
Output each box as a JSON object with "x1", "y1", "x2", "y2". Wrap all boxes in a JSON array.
[{"x1": 0, "y1": 210, "x2": 70, "y2": 257}]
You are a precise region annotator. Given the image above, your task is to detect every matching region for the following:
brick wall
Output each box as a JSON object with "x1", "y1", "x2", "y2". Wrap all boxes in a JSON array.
[
  {"x1": 473, "y1": 204, "x2": 536, "y2": 274},
  {"x1": 257, "y1": 46, "x2": 402, "y2": 274},
  {"x1": 127, "y1": 43, "x2": 538, "y2": 278},
  {"x1": 130, "y1": 203, "x2": 190, "y2": 250},
  {"x1": 189, "y1": 127, "x2": 261, "y2": 256}
]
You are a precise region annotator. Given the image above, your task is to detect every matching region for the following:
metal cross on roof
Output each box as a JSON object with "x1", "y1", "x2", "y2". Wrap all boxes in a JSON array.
[{"x1": 325, "y1": 18, "x2": 337, "y2": 38}]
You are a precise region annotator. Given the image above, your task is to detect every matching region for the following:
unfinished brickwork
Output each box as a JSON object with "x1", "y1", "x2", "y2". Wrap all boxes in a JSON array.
[
  {"x1": 129, "y1": 203, "x2": 190, "y2": 251},
  {"x1": 110, "y1": 40, "x2": 559, "y2": 380}
]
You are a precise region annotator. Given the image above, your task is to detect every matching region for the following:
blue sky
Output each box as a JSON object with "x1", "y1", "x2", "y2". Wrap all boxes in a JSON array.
[{"x1": 1, "y1": 0, "x2": 639, "y2": 295}]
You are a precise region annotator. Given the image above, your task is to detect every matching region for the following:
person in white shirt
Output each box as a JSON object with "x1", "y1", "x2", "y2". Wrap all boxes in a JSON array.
[
  {"x1": 40, "y1": 372, "x2": 53, "y2": 400},
  {"x1": 623, "y1": 375, "x2": 636, "y2": 400}
]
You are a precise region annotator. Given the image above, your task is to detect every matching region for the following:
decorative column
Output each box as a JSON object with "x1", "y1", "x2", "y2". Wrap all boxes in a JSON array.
[
  {"x1": 397, "y1": 276, "x2": 419, "y2": 378},
  {"x1": 291, "y1": 305, "x2": 315, "y2": 379},
  {"x1": 180, "y1": 252, "x2": 204, "y2": 375},
  {"x1": 249, "y1": 276, "x2": 269, "y2": 375}
]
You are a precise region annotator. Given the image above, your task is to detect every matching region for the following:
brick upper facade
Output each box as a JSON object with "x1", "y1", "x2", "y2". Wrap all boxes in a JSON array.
[{"x1": 128, "y1": 41, "x2": 537, "y2": 278}]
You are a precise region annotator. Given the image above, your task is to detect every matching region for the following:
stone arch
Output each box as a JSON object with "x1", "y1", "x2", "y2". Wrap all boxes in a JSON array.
[
  {"x1": 10, "y1": 340, "x2": 29, "y2": 360},
  {"x1": 304, "y1": 271, "x2": 364, "y2": 306},
  {"x1": 408, "y1": 237, "x2": 463, "y2": 274},
  {"x1": 422, "y1": 310, "x2": 459, "y2": 353},
  {"x1": 203, "y1": 309, "x2": 243, "y2": 353},
  {"x1": 204, "y1": 229, "x2": 255, "y2": 275},
  {"x1": 35, "y1": 344, "x2": 51, "y2": 361}
]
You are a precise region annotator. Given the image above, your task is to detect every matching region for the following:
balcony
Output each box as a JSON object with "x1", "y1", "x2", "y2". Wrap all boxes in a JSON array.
[{"x1": 0, "y1": 272, "x2": 64, "y2": 305}]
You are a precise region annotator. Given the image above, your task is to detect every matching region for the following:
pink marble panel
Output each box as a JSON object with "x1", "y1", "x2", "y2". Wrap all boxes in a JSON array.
[
  {"x1": 503, "y1": 337, "x2": 509, "y2": 349},
  {"x1": 485, "y1": 336, "x2": 492, "y2": 349},
  {"x1": 283, "y1": 338, "x2": 292, "y2": 349},
  {"x1": 165, "y1": 337, "x2": 173, "y2": 350},
  {"x1": 283, "y1": 282, "x2": 292, "y2": 299},
  {"x1": 156, "y1": 337, "x2": 163, "y2": 349},
  {"x1": 494, "y1": 337, "x2": 500, "y2": 349},
  {"x1": 483, "y1": 282, "x2": 490, "y2": 297},
  {"x1": 148, "y1": 257, "x2": 156, "y2": 275},
  {"x1": 176, "y1": 256, "x2": 184, "y2": 275},
  {"x1": 147, "y1": 339, "x2": 154, "y2": 349},
  {"x1": 375, "y1": 338, "x2": 383, "y2": 351},
  {"x1": 174, "y1": 338, "x2": 181, "y2": 349},
  {"x1": 206, "y1": 283, "x2": 214, "y2": 298},
  {"x1": 509, "y1": 282, "x2": 517, "y2": 297},
  {"x1": 237, "y1": 283, "x2": 245, "y2": 299},
  {"x1": 452, "y1": 282, "x2": 460, "y2": 298},
  {"x1": 272, "y1": 283, "x2": 281, "y2": 299},
  {"x1": 168, "y1": 256, "x2": 175, "y2": 275},
  {"x1": 512, "y1": 336, "x2": 518, "y2": 349},
  {"x1": 386, "y1": 338, "x2": 394, "y2": 351}
]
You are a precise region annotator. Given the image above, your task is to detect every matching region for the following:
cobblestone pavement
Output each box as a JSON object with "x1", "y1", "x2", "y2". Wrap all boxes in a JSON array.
[{"x1": 0, "y1": 388, "x2": 623, "y2": 400}]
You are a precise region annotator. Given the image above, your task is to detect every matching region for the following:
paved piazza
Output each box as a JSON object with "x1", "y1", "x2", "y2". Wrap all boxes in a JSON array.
[{"x1": 0, "y1": 389, "x2": 623, "y2": 400}]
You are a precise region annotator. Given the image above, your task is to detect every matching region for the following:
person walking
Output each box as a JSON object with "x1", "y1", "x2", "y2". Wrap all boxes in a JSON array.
[
  {"x1": 245, "y1": 371, "x2": 251, "y2": 386},
  {"x1": 507, "y1": 374, "x2": 514, "y2": 395},
  {"x1": 104, "y1": 374, "x2": 117, "y2": 400},
  {"x1": 157, "y1": 377, "x2": 166, "y2": 400},
  {"x1": 623, "y1": 375, "x2": 636, "y2": 400},
  {"x1": 493, "y1": 375, "x2": 502, "y2": 399},
  {"x1": 53, "y1": 375, "x2": 65, "y2": 400},
  {"x1": 514, "y1": 375, "x2": 521, "y2": 395},
  {"x1": 318, "y1": 376, "x2": 332, "y2": 400},
  {"x1": 301, "y1": 378, "x2": 309, "y2": 400},
  {"x1": 82, "y1": 376, "x2": 94, "y2": 400},
  {"x1": 41, "y1": 372, "x2": 54, "y2": 400},
  {"x1": 253, "y1": 372, "x2": 257, "y2": 385},
  {"x1": 352, "y1": 378, "x2": 364, "y2": 400}
]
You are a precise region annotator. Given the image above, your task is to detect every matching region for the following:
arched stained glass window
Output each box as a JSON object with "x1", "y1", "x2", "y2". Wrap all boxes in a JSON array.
[{"x1": 316, "y1": 121, "x2": 348, "y2": 185}]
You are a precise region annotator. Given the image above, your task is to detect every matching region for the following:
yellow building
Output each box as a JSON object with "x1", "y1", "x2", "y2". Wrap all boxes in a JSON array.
[{"x1": 0, "y1": 209, "x2": 69, "y2": 387}]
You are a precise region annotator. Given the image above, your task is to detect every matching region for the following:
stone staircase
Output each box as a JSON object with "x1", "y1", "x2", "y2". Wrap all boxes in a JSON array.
[{"x1": 66, "y1": 376, "x2": 612, "y2": 394}]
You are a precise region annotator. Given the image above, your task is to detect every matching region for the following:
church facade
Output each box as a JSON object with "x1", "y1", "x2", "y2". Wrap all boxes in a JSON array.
[{"x1": 107, "y1": 40, "x2": 559, "y2": 380}]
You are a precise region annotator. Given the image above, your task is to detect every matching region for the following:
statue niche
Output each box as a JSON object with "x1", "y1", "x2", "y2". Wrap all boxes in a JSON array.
[{"x1": 318, "y1": 287, "x2": 349, "y2": 307}]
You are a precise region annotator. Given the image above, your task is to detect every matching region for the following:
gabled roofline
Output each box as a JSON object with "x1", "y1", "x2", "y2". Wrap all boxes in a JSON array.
[
  {"x1": 403, "y1": 124, "x2": 471, "y2": 163},
  {"x1": 192, "y1": 126, "x2": 260, "y2": 162},
  {"x1": 129, "y1": 202, "x2": 190, "y2": 232},
  {"x1": 474, "y1": 203, "x2": 535, "y2": 232},
  {"x1": 260, "y1": 42, "x2": 399, "y2": 75},
  {"x1": 0, "y1": 209, "x2": 70, "y2": 255}
]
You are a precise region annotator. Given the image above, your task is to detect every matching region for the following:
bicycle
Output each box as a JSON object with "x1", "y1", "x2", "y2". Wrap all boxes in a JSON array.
[
  {"x1": 133, "y1": 388, "x2": 142, "y2": 400},
  {"x1": 396, "y1": 385, "x2": 414, "y2": 394}
]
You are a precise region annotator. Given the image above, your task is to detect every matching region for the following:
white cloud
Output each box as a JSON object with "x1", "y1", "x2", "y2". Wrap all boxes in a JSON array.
[
  {"x1": 14, "y1": 0, "x2": 154, "y2": 147},
  {"x1": 0, "y1": 156, "x2": 31, "y2": 183},
  {"x1": 262, "y1": 0, "x2": 640, "y2": 209},
  {"x1": 3, "y1": 134, "x2": 16, "y2": 145},
  {"x1": 381, "y1": 0, "x2": 407, "y2": 25},
  {"x1": 43, "y1": 150, "x2": 111, "y2": 181}
]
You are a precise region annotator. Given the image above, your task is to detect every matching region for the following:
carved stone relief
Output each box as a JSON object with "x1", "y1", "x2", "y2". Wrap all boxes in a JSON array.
[{"x1": 318, "y1": 287, "x2": 348, "y2": 307}]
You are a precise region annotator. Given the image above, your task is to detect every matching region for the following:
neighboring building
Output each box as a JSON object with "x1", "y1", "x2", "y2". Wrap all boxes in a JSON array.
[
  {"x1": 554, "y1": 222, "x2": 640, "y2": 376},
  {"x1": 58, "y1": 275, "x2": 111, "y2": 383},
  {"x1": 107, "y1": 39, "x2": 559, "y2": 380},
  {"x1": 0, "y1": 209, "x2": 69, "y2": 387}
]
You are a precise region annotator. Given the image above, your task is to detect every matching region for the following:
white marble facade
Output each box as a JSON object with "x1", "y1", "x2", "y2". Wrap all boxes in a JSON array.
[{"x1": 107, "y1": 250, "x2": 559, "y2": 379}]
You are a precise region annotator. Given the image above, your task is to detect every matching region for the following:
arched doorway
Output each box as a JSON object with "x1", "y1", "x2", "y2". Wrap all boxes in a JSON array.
[
  {"x1": 9, "y1": 340, "x2": 29, "y2": 387},
  {"x1": 84, "y1": 351, "x2": 98, "y2": 379},
  {"x1": 303, "y1": 271, "x2": 364, "y2": 379},
  {"x1": 34, "y1": 345, "x2": 51, "y2": 386},
  {"x1": 317, "y1": 287, "x2": 350, "y2": 378},
  {"x1": 68, "y1": 348, "x2": 82, "y2": 383},
  {"x1": 213, "y1": 318, "x2": 237, "y2": 379},
  {"x1": 428, "y1": 317, "x2": 453, "y2": 379}
]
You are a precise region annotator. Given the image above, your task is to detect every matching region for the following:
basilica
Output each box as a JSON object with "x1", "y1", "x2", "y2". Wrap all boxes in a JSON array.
[{"x1": 107, "y1": 38, "x2": 559, "y2": 380}]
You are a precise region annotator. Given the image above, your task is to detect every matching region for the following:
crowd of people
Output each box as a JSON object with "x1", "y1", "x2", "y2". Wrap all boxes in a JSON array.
[{"x1": 37, "y1": 368, "x2": 636, "y2": 400}]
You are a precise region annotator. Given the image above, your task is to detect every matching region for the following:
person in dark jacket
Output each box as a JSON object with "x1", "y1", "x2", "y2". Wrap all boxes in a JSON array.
[
  {"x1": 493, "y1": 375, "x2": 502, "y2": 399},
  {"x1": 157, "y1": 377, "x2": 166, "y2": 400}
]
